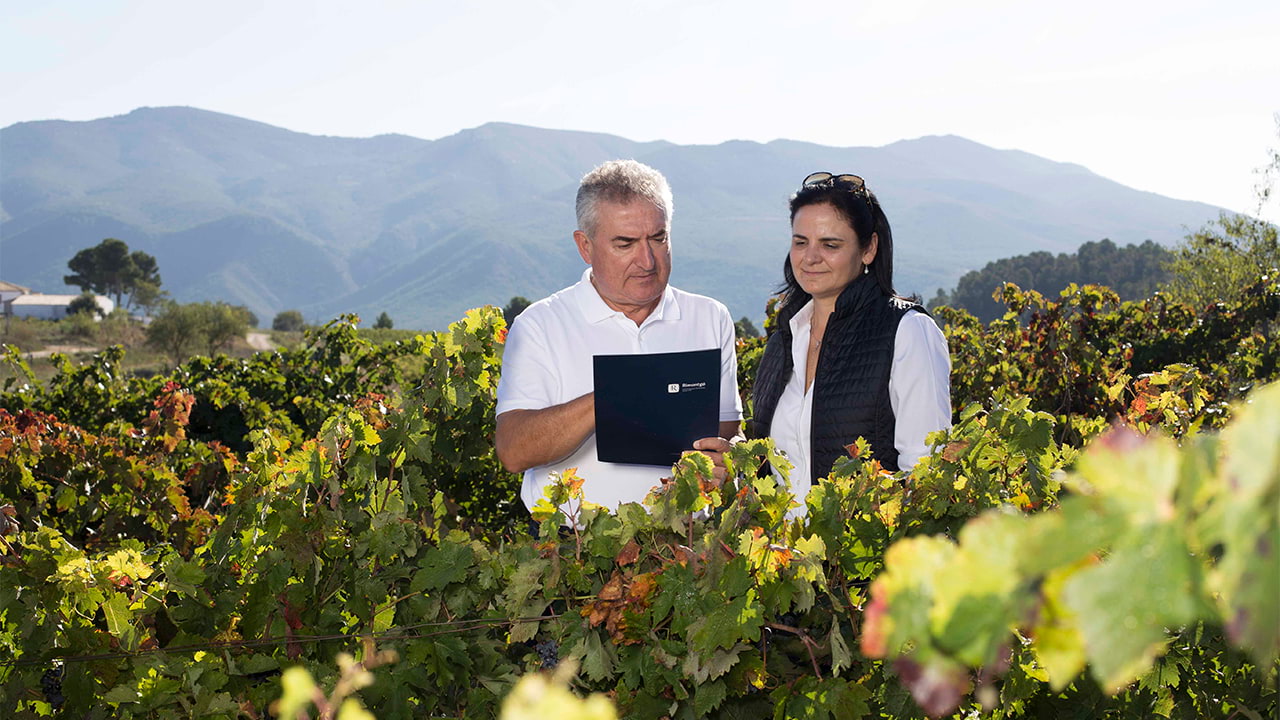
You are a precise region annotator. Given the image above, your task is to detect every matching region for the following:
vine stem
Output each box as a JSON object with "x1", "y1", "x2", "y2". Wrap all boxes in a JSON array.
[{"x1": 766, "y1": 622, "x2": 824, "y2": 680}]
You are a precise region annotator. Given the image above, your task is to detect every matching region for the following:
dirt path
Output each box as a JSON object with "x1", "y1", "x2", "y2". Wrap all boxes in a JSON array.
[
  {"x1": 246, "y1": 332, "x2": 275, "y2": 352},
  {"x1": 25, "y1": 344, "x2": 100, "y2": 359}
]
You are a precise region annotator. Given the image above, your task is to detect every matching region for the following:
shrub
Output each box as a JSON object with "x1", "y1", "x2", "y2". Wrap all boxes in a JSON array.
[{"x1": 273, "y1": 309, "x2": 305, "y2": 332}]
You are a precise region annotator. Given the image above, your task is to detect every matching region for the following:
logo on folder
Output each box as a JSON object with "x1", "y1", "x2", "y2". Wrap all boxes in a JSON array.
[{"x1": 667, "y1": 383, "x2": 680, "y2": 393}]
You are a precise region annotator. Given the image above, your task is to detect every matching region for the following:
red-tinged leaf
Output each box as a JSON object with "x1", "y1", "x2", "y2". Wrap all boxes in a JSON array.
[
  {"x1": 860, "y1": 583, "x2": 889, "y2": 658},
  {"x1": 1130, "y1": 396, "x2": 1149, "y2": 416},
  {"x1": 1095, "y1": 425, "x2": 1147, "y2": 453},
  {"x1": 894, "y1": 657, "x2": 969, "y2": 718},
  {"x1": 941, "y1": 441, "x2": 970, "y2": 462}
]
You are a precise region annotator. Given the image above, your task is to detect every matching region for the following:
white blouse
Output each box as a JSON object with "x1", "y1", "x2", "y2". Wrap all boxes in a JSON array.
[{"x1": 770, "y1": 300, "x2": 952, "y2": 507}]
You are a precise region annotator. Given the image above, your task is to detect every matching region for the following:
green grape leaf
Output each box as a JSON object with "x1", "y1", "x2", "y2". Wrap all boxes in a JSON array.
[
  {"x1": 930, "y1": 512, "x2": 1023, "y2": 666},
  {"x1": 682, "y1": 643, "x2": 745, "y2": 683},
  {"x1": 1060, "y1": 524, "x2": 1201, "y2": 692},
  {"x1": 829, "y1": 619, "x2": 852, "y2": 678},
  {"x1": 689, "y1": 590, "x2": 763, "y2": 654},
  {"x1": 102, "y1": 592, "x2": 141, "y2": 652},
  {"x1": 1212, "y1": 381, "x2": 1280, "y2": 663},
  {"x1": 414, "y1": 535, "x2": 474, "y2": 590},
  {"x1": 693, "y1": 679, "x2": 728, "y2": 716}
]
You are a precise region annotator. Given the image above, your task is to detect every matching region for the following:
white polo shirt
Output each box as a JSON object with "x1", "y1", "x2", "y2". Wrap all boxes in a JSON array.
[{"x1": 497, "y1": 268, "x2": 743, "y2": 510}]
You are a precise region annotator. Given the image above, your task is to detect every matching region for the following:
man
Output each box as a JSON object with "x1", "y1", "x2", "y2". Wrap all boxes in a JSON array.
[{"x1": 495, "y1": 159, "x2": 741, "y2": 511}]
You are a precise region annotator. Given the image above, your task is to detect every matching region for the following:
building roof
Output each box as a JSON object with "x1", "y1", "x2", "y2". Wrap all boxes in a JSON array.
[
  {"x1": 9, "y1": 293, "x2": 114, "y2": 312},
  {"x1": 11, "y1": 293, "x2": 81, "y2": 306},
  {"x1": 0, "y1": 281, "x2": 32, "y2": 293}
]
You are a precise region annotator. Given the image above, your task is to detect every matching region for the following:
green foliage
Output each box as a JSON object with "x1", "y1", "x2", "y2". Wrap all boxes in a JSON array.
[
  {"x1": 274, "y1": 309, "x2": 306, "y2": 332},
  {"x1": 1, "y1": 283, "x2": 1277, "y2": 719},
  {"x1": 863, "y1": 383, "x2": 1280, "y2": 718},
  {"x1": 146, "y1": 302, "x2": 204, "y2": 364},
  {"x1": 500, "y1": 661, "x2": 618, "y2": 720},
  {"x1": 735, "y1": 315, "x2": 761, "y2": 339},
  {"x1": 63, "y1": 238, "x2": 162, "y2": 309},
  {"x1": 59, "y1": 310, "x2": 99, "y2": 342},
  {"x1": 373, "y1": 312, "x2": 394, "y2": 330},
  {"x1": 276, "y1": 641, "x2": 398, "y2": 720},
  {"x1": 1161, "y1": 212, "x2": 1280, "y2": 310},
  {"x1": 938, "y1": 276, "x2": 1280, "y2": 445},
  {"x1": 146, "y1": 302, "x2": 253, "y2": 364},
  {"x1": 0, "y1": 316, "x2": 44, "y2": 353},
  {"x1": 931, "y1": 239, "x2": 1172, "y2": 322},
  {"x1": 503, "y1": 296, "x2": 532, "y2": 325},
  {"x1": 66, "y1": 292, "x2": 105, "y2": 318},
  {"x1": 197, "y1": 303, "x2": 253, "y2": 357},
  {"x1": 2, "y1": 376, "x2": 1274, "y2": 718}
]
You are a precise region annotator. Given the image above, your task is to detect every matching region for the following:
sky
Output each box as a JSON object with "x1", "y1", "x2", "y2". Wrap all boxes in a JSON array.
[{"x1": 3, "y1": 0, "x2": 1278, "y2": 222}]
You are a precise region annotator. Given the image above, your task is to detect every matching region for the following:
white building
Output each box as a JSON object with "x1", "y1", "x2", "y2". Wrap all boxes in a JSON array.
[
  {"x1": 0, "y1": 281, "x2": 30, "y2": 309},
  {"x1": 8, "y1": 292, "x2": 115, "y2": 320}
]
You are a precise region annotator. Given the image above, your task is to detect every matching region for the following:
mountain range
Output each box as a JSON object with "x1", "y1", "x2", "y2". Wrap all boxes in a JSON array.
[{"x1": 0, "y1": 107, "x2": 1225, "y2": 329}]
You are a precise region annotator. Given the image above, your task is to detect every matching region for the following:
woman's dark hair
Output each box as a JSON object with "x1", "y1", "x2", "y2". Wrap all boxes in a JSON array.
[{"x1": 779, "y1": 177, "x2": 895, "y2": 315}]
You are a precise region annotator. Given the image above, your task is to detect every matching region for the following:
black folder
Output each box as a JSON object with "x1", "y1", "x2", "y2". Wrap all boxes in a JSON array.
[{"x1": 593, "y1": 349, "x2": 721, "y2": 466}]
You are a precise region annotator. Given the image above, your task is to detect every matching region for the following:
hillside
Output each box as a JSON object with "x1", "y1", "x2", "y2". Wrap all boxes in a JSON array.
[{"x1": 0, "y1": 107, "x2": 1225, "y2": 328}]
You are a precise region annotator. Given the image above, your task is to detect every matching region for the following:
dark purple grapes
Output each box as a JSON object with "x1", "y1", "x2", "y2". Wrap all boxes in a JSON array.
[
  {"x1": 534, "y1": 639, "x2": 558, "y2": 670},
  {"x1": 41, "y1": 666, "x2": 65, "y2": 710}
]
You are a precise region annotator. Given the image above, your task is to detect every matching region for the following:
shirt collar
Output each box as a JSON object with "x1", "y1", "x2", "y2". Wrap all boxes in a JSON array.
[
  {"x1": 787, "y1": 298, "x2": 815, "y2": 335},
  {"x1": 573, "y1": 267, "x2": 680, "y2": 326}
]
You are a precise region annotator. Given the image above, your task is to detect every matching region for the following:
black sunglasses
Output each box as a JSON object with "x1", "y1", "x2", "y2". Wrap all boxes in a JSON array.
[{"x1": 802, "y1": 171, "x2": 866, "y2": 189}]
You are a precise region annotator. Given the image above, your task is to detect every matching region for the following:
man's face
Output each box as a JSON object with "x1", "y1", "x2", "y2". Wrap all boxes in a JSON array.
[{"x1": 574, "y1": 198, "x2": 672, "y2": 320}]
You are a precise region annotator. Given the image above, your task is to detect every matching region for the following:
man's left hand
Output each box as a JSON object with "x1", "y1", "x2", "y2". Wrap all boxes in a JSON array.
[{"x1": 692, "y1": 436, "x2": 733, "y2": 487}]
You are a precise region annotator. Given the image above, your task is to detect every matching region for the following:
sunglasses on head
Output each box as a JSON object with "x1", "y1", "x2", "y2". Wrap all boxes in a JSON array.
[{"x1": 802, "y1": 171, "x2": 866, "y2": 189}]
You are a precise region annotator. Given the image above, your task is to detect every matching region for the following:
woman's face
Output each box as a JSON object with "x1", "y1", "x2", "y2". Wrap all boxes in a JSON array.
[{"x1": 790, "y1": 202, "x2": 877, "y2": 302}]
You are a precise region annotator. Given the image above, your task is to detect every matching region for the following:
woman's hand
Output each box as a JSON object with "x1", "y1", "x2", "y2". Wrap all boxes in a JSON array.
[{"x1": 692, "y1": 436, "x2": 734, "y2": 486}]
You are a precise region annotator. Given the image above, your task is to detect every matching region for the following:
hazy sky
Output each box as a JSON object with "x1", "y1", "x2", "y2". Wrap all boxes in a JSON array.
[{"x1": 4, "y1": 0, "x2": 1278, "y2": 222}]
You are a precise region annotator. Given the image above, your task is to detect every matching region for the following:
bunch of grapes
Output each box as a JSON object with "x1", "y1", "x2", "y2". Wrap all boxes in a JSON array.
[
  {"x1": 41, "y1": 666, "x2": 65, "y2": 710},
  {"x1": 534, "y1": 640, "x2": 559, "y2": 670}
]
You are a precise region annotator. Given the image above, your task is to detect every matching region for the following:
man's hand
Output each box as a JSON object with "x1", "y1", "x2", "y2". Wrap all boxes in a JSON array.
[{"x1": 692, "y1": 435, "x2": 734, "y2": 487}]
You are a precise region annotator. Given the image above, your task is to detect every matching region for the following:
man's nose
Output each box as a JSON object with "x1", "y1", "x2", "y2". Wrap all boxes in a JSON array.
[{"x1": 636, "y1": 240, "x2": 656, "y2": 269}]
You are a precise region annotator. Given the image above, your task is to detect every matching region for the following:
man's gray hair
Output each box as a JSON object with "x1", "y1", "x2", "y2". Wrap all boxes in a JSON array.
[{"x1": 575, "y1": 160, "x2": 674, "y2": 238}]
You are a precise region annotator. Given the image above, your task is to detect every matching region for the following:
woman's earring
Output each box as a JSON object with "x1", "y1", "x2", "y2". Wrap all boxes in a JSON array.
[{"x1": 863, "y1": 264, "x2": 869, "y2": 275}]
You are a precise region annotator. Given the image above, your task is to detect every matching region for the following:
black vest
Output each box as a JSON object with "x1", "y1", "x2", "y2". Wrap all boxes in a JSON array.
[{"x1": 750, "y1": 274, "x2": 922, "y2": 482}]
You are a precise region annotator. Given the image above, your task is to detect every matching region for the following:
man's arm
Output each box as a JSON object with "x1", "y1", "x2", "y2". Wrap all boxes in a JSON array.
[
  {"x1": 718, "y1": 420, "x2": 741, "y2": 441},
  {"x1": 495, "y1": 393, "x2": 596, "y2": 474}
]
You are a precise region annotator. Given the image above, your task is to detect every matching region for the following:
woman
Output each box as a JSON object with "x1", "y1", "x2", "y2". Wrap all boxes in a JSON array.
[{"x1": 749, "y1": 172, "x2": 951, "y2": 503}]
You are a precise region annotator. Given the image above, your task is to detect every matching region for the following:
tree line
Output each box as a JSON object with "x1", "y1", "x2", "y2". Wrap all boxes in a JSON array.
[
  {"x1": 43, "y1": 238, "x2": 400, "y2": 364},
  {"x1": 930, "y1": 214, "x2": 1278, "y2": 323}
]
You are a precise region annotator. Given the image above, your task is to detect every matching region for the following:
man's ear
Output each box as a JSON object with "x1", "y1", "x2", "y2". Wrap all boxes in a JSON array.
[{"x1": 573, "y1": 230, "x2": 593, "y2": 265}]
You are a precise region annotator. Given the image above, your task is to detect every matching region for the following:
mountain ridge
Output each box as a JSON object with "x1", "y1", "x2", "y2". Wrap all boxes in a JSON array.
[{"x1": 0, "y1": 107, "x2": 1224, "y2": 328}]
